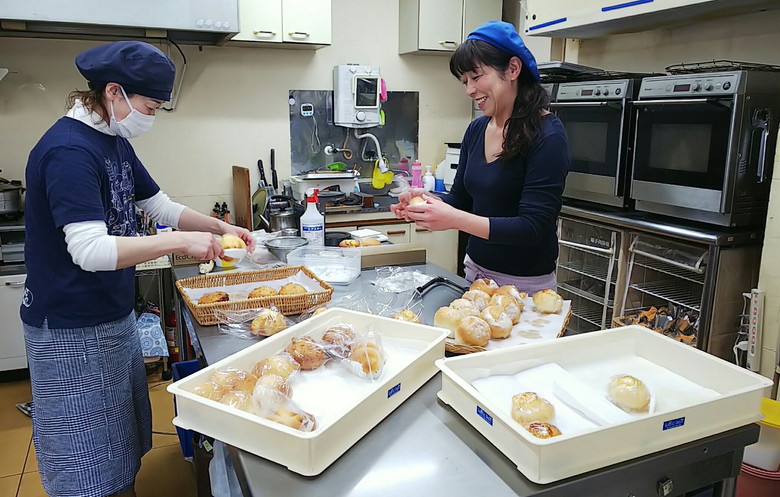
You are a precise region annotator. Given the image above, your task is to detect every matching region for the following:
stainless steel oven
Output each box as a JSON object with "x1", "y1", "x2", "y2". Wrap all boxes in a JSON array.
[
  {"x1": 551, "y1": 78, "x2": 641, "y2": 208},
  {"x1": 631, "y1": 70, "x2": 780, "y2": 227}
]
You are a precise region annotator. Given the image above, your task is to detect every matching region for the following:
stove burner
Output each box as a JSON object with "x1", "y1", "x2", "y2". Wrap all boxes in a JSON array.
[
  {"x1": 666, "y1": 60, "x2": 780, "y2": 75},
  {"x1": 541, "y1": 71, "x2": 659, "y2": 83}
]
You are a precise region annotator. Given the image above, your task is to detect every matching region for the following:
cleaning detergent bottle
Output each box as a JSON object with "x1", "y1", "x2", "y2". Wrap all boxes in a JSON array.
[
  {"x1": 399, "y1": 156, "x2": 410, "y2": 174},
  {"x1": 300, "y1": 189, "x2": 324, "y2": 246},
  {"x1": 423, "y1": 165, "x2": 435, "y2": 191},
  {"x1": 411, "y1": 160, "x2": 423, "y2": 188}
]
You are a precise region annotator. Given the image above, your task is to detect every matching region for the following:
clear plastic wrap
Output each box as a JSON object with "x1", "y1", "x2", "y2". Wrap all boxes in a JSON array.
[
  {"x1": 341, "y1": 328, "x2": 388, "y2": 380},
  {"x1": 192, "y1": 367, "x2": 258, "y2": 401},
  {"x1": 373, "y1": 266, "x2": 434, "y2": 293},
  {"x1": 284, "y1": 336, "x2": 329, "y2": 370},
  {"x1": 249, "y1": 352, "x2": 301, "y2": 381},
  {"x1": 214, "y1": 306, "x2": 293, "y2": 339},
  {"x1": 606, "y1": 374, "x2": 655, "y2": 413}
]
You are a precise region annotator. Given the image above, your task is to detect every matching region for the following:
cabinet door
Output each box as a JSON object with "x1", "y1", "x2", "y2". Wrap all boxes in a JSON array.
[
  {"x1": 363, "y1": 223, "x2": 411, "y2": 244},
  {"x1": 282, "y1": 0, "x2": 331, "y2": 45},
  {"x1": 418, "y1": 0, "x2": 463, "y2": 51},
  {"x1": 0, "y1": 273, "x2": 27, "y2": 371},
  {"x1": 411, "y1": 226, "x2": 458, "y2": 274},
  {"x1": 233, "y1": 0, "x2": 283, "y2": 42},
  {"x1": 462, "y1": 0, "x2": 502, "y2": 39}
]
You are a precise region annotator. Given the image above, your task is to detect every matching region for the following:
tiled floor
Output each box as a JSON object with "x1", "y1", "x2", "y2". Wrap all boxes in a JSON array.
[{"x1": 0, "y1": 366, "x2": 197, "y2": 497}]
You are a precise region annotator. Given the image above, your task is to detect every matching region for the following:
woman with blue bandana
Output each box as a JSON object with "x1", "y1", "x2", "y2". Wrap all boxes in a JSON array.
[
  {"x1": 392, "y1": 21, "x2": 569, "y2": 293},
  {"x1": 21, "y1": 41, "x2": 255, "y2": 497}
]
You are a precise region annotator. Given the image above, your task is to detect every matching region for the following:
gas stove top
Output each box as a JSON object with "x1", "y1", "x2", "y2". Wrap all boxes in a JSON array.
[{"x1": 666, "y1": 60, "x2": 780, "y2": 75}]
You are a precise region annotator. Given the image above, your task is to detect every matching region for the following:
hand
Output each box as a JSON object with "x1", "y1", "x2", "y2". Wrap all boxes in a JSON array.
[
  {"x1": 390, "y1": 188, "x2": 429, "y2": 221},
  {"x1": 221, "y1": 225, "x2": 256, "y2": 252},
  {"x1": 178, "y1": 232, "x2": 224, "y2": 260},
  {"x1": 403, "y1": 193, "x2": 457, "y2": 231}
]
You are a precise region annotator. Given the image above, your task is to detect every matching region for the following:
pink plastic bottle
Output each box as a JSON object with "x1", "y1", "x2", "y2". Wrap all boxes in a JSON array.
[
  {"x1": 411, "y1": 160, "x2": 423, "y2": 188},
  {"x1": 399, "y1": 156, "x2": 409, "y2": 174}
]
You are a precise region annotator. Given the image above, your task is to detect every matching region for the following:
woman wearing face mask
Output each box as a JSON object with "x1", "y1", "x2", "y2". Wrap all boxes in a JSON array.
[
  {"x1": 390, "y1": 21, "x2": 569, "y2": 293},
  {"x1": 21, "y1": 41, "x2": 254, "y2": 497}
]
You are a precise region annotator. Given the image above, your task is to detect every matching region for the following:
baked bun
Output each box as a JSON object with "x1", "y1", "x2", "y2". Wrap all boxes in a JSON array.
[
  {"x1": 494, "y1": 285, "x2": 526, "y2": 303},
  {"x1": 220, "y1": 233, "x2": 247, "y2": 249},
  {"x1": 391, "y1": 308, "x2": 420, "y2": 323},
  {"x1": 339, "y1": 239, "x2": 361, "y2": 248},
  {"x1": 533, "y1": 289, "x2": 563, "y2": 314},
  {"x1": 279, "y1": 283, "x2": 307, "y2": 296},
  {"x1": 607, "y1": 375, "x2": 651, "y2": 412},
  {"x1": 254, "y1": 373, "x2": 292, "y2": 397},
  {"x1": 449, "y1": 298, "x2": 478, "y2": 316},
  {"x1": 470, "y1": 278, "x2": 499, "y2": 296},
  {"x1": 249, "y1": 309, "x2": 288, "y2": 336},
  {"x1": 454, "y1": 315, "x2": 491, "y2": 347},
  {"x1": 198, "y1": 291, "x2": 229, "y2": 305},
  {"x1": 526, "y1": 422, "x2": 562, "y2": 439},
  {"x1": 251, "y1": 354, "x2": 300, "y2": 380},
  {"x1": 265, "y1": 407, "x2": 317, "y2": 431},
  {"x1": 321, "y1": 325, "x2": 356, "y2": 358},
  {"x1": 209, "y1": 368, "x2": 258, "y2": 395},
  {"x1": 348, "y1": 343, "x2": 385, "y2": 375},
  {"x1": 286, "y1": 337, "x2": 327, "y2": 370},
  {"x1": 434, "y1": 307, "x2": 464, "y2": 338},
  {"x1": 409, "y1": 196, "x2": 427, "y2": 206},
  {"x1": 360, "y1": 237, "x2": 381, "y2": 246},
  {"x1": 192, "y1": 381, "x2": 223, "y2": 401},
  {"x1": 511, "y1": 392, "x2": 555, "y2": 426},
  {"x1": 489, "y1": 295, "x2": 523, "y2": 325},
  {"x1": 249, "y1": 286, "x2": 278, "y2": 299},
  {"x1": 482, "y1": 305, "x2": 513, "y2": 339},
  {"x1": 462, "y1": 290, "x2": 490, "y2": 311},
  {"x1": 219, "y1": 391, "x2": 254, "y2": 412}
]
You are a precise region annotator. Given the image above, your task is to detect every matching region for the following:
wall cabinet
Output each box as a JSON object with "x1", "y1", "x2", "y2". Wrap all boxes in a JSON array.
[
  {"x1": 232, "y1": 0, "x2": 331, "y2": 47},
  {"x1": 0, "y1": 272, "x2": 27, "y2": 371},
  {"x1": 398, "y1": 0, "x2": 501, "y2": 54},
  {"x1": 524, "y1": 0, "x2": 779, "y2": 39}
]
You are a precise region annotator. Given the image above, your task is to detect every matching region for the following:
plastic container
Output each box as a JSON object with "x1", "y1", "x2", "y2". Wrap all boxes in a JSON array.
[
  {"x1": 168, "y1": 309, "x2": 449, "y2": 476},
  {"x1": 172, "y1": 360, "x2": 202, "y2": 459},
  {"x1": 744, "y1": 397, "x2": 780, "y2": 471},
  {"x1": 436, "y1": 325, "x2": 772, "y2": 484},
  {"x1": 411, "y1": 160, "x2": 423, "y2": 188},
  {"x1": 736, "y1": 463, "x2": 780, "y2": 497},
  {"x1": 300, "y1": 189, "x2": 324, "y2": 247},
  {"x1": 286, "y1": 246, "x2": 361, "y2": 285},
  {"x1": 398, "y1": 156, "x2": 409, "y2": 174},
  {"x1": 423, "y1": 165, "x2": 435, "y2": 191}
]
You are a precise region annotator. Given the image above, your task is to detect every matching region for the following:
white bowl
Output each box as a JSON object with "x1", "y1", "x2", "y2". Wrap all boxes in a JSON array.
[{"x1": 215, "y1": 248, "x2": 247, "y2": 268}]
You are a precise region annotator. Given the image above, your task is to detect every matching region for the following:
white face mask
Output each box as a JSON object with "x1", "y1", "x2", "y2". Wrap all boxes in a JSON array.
[{"x1": 109, "y1": 85, "x2": 155, "y2": 138}]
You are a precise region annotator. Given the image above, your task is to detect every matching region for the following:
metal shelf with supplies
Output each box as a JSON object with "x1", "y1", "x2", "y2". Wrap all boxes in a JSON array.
[{"x1": 556, "y1": 216, "x2": 622, "y2": 333}]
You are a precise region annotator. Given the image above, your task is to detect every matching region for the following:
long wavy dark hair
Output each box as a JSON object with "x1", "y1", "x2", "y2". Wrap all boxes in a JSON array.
[{"x1": 449, "y1": 39, "x2": 549, "y2": 162}]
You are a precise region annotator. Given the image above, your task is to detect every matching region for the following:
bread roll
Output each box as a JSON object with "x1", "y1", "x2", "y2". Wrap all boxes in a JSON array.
[
  {"x1": 250, "y1": 309, "x2": 288, "y2": 336},
  {"x1": 286, "y1": 337, "x2": 327, "y2": 370},
  {"x1": 391, "y1": 308, "x2": 420, "y2": 323},
  {"x1": 279, "y1": 283, "x2": 307, "y2": 296},
  {"x1": 434, "y1": 307, "x2": 464, "y2": 338},
  {"x1": 482, "y1": 305, "x2": 513, "y2": 339},
  {"x1": 312, "y1": 307, "x2": 329, "y2": 316},
  {"x1": 360, "y1": 237, "x2": 382, "y2": 246},
  {"x1": 192, "y1": 381, "x2": 223, "y2": 401},
  {"x1": 198, "y1": 291, "x2": 229, "y2": 305},
  {"x1": 449, "y1": 298, "x2": 478, "y2": 316},
  {"x1": 607, "y1": 375, "x2": 651, "y2": 412},
  {"x1": 321, "y1": 325, "x2": 356, "y2": 358},
  {"x1": 409, "y1": 196, "x2": 426, "y2": 206},
  {"x1": 454, "y1": 315, "x2": 491, "y2": 347},
  {"x1": 489, "y1": 294, "x2": 523, "y2": 325},
  {"x1": 249, "y1": 286, "x2": 277, "y2": 298},
  {"x1": 532, "y1": 289, "x2": 563, "y2": 314},
  {"x1": 209, "y1": 368, "x2": 258, "y2": 394},
  {"x1": 220, "y1": 233, "x2": 246, "y2": 249},
  {"x1": 339, "y1": 239, "x2": 361, "y2": 248},
  {"x1": 494, "y1": 285, "x2": 526, "y2": 303},
  {"x1": 470, "y1": 278, "x2": 499, "y2": 296},
  {"x1": 265, "y1": 408, "x2": 317, "y2": 431},
  {"x1": 349, "y1": 343, "x2": 386, "y2": 375},
  {"x1": 462, "y1": 289, "x2": 490, "y2": 311},
  {"x1": 254, "y1": 373, "x2": 292, "y2": 397},
  {"x1": 251, "y1": 354, "x2": 300, "y2": 380},
  {"x1": 511, "y1": 392, "x2": 555, "y2": 426},
  {"x1": 526, "y1": 422, "x2": 562, "y2": 439},
  {"x1": 219, "y1": 391, "x2": 254, "y2": 412}
]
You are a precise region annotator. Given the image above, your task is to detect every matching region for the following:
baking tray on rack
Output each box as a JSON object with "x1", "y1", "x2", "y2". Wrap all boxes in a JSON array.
[
  {"x1": 168, "y1": 308, "x2": 449, "y2": 476},
  {"x1": 436, "y1": 325, "x2": 772, "y2": 483}
]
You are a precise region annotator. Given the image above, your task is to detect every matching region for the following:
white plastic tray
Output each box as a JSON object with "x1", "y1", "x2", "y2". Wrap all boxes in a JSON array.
[
  {"x1": 168, "y1": 308, "x2": 448, "y2": 476},
  {"x1": 436, "y1": 325, "x2": 772, "y2": 484}
]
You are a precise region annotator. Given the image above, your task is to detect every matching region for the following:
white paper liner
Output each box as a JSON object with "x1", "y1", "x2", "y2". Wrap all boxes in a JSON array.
[
  {"x1": 482, "y1": 297, "x2": 572, "y2": 350},
  {"x1": 183, "y1": 270, "x2": 324, "y2": 303}
]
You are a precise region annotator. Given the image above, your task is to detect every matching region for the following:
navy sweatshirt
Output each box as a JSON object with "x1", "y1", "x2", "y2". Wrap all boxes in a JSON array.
[{"x1": 443, "y1": 114, "x2": 569, "y2": 277}]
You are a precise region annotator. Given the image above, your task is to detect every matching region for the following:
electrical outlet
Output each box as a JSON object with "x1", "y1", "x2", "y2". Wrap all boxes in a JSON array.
[{"x1": 746, "y1": 288, "x2": 764, "y2": 371}]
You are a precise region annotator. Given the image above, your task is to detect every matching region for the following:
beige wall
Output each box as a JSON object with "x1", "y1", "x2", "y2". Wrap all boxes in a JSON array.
[
  {"x1": 561, "y1": 8, "x2": 780, "y2": 381},
  {"x1": 0, "y1": 0, "x2": 472, "y2": 215}
]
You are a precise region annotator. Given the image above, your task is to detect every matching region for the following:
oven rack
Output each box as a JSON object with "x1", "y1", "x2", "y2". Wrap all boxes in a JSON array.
[
  {"x1": 559, "y1": 282, "x2": 615, "y2": 307},
  {"x1": 558, "y1": 259, "x2": 618, "y2": 284},
  {"x1": 629, "y1": 280, "x2": 702, "y2": 312},
  {"x1": 558, "y1": 287, "x2": 607, "y2": 329},
  {"x1": 633, "y1": 258, "x2": 706, "y2": 285}
]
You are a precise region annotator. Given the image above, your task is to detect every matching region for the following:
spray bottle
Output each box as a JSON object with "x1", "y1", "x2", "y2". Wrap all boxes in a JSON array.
[{"x1": 300, "y1": 189, "x2": 324, "y2": 246}]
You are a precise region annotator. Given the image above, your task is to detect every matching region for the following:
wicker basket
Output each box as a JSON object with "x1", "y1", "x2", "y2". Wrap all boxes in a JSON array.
[
  {"x1": 444, "y1": 307, "x2": 572, "y2": 355},
  {"x1": 176, "y1": 266, "x2": 334, "y2": 325}
]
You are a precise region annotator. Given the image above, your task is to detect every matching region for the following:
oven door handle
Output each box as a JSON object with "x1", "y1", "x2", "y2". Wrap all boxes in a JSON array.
[
  {"x1": 631, "y1": 98, "x2": 730, "y2": 108},
  {"x1": 549, "y1": 101, "x2": 623, "y2": 109},
  {"x1": 754, "y1": 109, "x2": 772, "y2": 184}
]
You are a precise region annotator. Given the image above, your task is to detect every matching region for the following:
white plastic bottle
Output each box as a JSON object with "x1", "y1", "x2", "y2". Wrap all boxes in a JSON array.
[
  {"x1": 300, "y1": 189, "x2": 324, "y2": 246},
  {"x1": 423, "y1": 165, "x2": 435, "y2": 191}
]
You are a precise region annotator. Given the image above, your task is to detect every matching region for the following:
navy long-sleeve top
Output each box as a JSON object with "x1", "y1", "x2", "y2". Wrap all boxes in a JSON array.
[{"x1": 442, "y1": 114, "x2": 569, "y2": 277}]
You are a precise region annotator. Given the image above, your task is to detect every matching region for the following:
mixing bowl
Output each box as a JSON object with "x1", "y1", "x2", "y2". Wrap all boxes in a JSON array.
[{"x1": 264, "y1": 236, "x2": 308, "y2": 262}]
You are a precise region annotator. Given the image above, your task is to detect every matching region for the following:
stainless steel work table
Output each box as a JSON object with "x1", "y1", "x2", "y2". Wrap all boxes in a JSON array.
[{"x1": 173, "y1": 263, "x2": 758, "y2": 497}]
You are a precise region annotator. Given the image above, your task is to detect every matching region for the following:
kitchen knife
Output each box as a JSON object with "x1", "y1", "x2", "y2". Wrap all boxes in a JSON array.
[
  {"x1": 257, "y1": 159, "x2": 267, "y2": 187},
  {"x1": 270, "y1": 148, "x2": 279, "y2": 192}
]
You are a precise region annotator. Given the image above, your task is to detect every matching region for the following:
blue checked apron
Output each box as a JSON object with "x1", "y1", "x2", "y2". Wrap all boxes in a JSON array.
[{"x1": 24, "y1": 312, "x2": 152, "y2": 497}]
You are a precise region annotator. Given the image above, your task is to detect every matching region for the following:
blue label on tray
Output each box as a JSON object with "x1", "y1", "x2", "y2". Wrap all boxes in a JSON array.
[
  {"x1": 387, "y1": 383, "x2": 401, "y2": 398},
  {"x1": 477, "y1": 406, "x2": 493, "y2": 426},
  {"x1": 662, "y1": 417, "x2": 685, "y2": 430}
]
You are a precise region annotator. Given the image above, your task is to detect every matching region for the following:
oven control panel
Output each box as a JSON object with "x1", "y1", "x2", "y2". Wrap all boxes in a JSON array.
[
  {"x1": 639, "y1": 72, "x2": 742, "y2": 98},
  {"x1": 556, "y1": 80, "x2": 631, "y2": 101}
]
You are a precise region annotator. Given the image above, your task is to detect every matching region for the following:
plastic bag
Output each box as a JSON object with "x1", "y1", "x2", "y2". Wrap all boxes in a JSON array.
[
  {"x1": 373, "y1": 266, "x2": 434, "y2": 293},
  {"x1": 214, "y1": 306, "x2": 292, "y2": 339},
  {"x1": 284, "y1": 336, "x2": 329, "y2": 371},
  {"x1": 342, "y1": 327, "x2": 387, "y2": 380},
  {"x1": 249, "y1": 352, "x2": 301, "y2": 381},
  {"x1": 252, "y1": 384, "x2": 318, "y2": 432},
  {"x1": 319, "y1": 323, "x2": 358, "y2": 360},
  {"x1": 192, "y1": 367, "x2": 258, "y2": 402}
]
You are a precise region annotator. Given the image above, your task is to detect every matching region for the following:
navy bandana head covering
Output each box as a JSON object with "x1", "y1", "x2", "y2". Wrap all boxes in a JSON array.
[
  {"x1": 76, "y1": 41, "x2": 176, "y2": 101},
  {"x1": 467, "y1": 21, "x2": 540, "y2": 82}
]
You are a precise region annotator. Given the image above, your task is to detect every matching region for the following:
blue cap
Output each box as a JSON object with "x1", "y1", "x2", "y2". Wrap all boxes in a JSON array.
[
  {"x1": 467, "y1": 21, "x2": 540, "y2": 82},
  {"x1": 76, "y1": 41, "x2": 176, "y2": 101}
]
